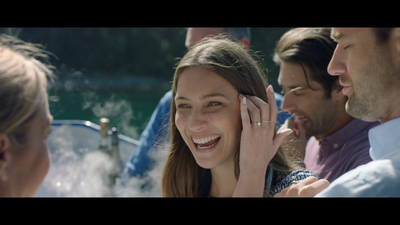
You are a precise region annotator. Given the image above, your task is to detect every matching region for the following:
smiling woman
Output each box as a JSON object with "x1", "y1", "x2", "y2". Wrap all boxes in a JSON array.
[
  {"x1": 175, "y1": 66, "x2": 242, "y2": 170},
  {"x1": 161, "y1": 36, "x2": 320, "y2": 197}
]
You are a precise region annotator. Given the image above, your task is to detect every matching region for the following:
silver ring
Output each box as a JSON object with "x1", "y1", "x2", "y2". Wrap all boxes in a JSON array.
[
  {"x1": 262, "y1": 120, "x2": 270, "y2": 123},
  {"x1": 253, "y1": 122, "x2": 261, "y2": 126},
  {"x1": 290, "y1": 181, "x2": 299, "y2": 186}
]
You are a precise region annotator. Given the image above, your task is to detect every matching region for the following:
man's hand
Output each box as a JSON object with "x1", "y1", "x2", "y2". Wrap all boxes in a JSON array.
[
  {"x1": 278, "y1": 118, "x2": 307, "y2": 161},
  {"x1": 274, "y1": 176, "x2": 330, "y2": 197}
]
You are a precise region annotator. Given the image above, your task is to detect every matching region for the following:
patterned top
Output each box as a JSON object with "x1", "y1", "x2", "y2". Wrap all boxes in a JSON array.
[
  {"x1": 265, "y1": 168, "x2": 319, "y2": 196},
  {"x1": 198, "y1": 167, "x2": 319, "y2": 197}
]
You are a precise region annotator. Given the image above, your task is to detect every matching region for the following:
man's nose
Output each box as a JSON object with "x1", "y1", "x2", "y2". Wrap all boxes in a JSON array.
[
  {"x1": 280, "y1": 95, "x2": 296, "y2": 113},
  {"x1": 327, "y1": 45, "x2": 346, "y2": 76}
]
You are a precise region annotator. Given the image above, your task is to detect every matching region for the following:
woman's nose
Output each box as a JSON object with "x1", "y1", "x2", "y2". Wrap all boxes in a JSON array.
[{"x1": 187, "y1": 109, "x2": 207, "y2": 132}]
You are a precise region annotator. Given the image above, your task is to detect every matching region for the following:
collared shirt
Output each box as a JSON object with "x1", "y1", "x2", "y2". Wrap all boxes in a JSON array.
[
  {"x1": 304, "y1": 119, "x2": 379, "y2": 183},
  {"x1": 317, "y1": 117, "x2": 400, "y2": 197}
]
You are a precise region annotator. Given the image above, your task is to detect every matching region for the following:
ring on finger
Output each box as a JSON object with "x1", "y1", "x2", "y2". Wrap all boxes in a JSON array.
[
  {"x1": 290, "y1": 181, "x2": 299, "y2": 186},
  {"x1": 253, "y1": 122, "x2": 261, "y2": 126},
  {"x1": 262, "y1": 120, "x2": 270, "y2": 123}
]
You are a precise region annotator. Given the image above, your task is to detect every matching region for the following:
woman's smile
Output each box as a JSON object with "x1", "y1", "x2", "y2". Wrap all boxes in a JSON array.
[
  {"x1": 175, "y1": 66, "x2": 241, "y2": 169},
  {"x1": 192, "y1": 134, "x2": 221, "y2": 150},
  {"x1": 192, "y1": 134, "x2": 222, "y2": 153}
]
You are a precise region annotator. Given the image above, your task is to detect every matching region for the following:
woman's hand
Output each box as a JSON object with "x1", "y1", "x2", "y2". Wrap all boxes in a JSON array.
[{"x1": 233, "y1": 85, "x2": 292, "y2": 197}]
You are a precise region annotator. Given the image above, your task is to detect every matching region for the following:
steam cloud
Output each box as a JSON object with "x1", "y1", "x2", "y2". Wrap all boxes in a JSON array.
[
  {"x1": 82, "y1": 91, "x2": 140, "y2": 140},
  {"x1": 39, "y1": 88, "x2": 167, "y2": 197}
]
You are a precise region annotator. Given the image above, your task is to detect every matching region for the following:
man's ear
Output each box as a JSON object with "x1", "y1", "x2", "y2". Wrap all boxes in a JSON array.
[
  {"x1": 0, "y1": 133, "x2": 10, "y2": 181},
  {"x1": 391, "y1": 28, "x2": 400, "y2": 66},
  {"x1": 240, "y1": 37, "x2": 250, "y2": 50}
]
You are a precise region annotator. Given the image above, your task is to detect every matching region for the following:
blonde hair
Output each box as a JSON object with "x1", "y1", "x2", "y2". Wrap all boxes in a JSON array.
[
  {"x1": 161, "y1": 36, "x2": 300, "y2": 197},
  {"x1": 0, "y1": 34, "x2": 55, "y2": 145}
]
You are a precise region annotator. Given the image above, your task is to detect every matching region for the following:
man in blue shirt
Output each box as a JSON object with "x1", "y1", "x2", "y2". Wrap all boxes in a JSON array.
[
  {"x1": 316, "y1": 28, "x2": 400, "y2": 197},
  {"x1": 121, "y1": 28, "x2": 290, "y2": 182}
]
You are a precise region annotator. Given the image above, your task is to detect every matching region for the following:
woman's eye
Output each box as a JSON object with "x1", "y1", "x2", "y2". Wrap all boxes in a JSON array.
[
  {"x1": 177, "y1": 104, "x2": 190, "y2": 108},
  {"x1": 208, "y1": 101, "x2": 222, "y2": 107}
]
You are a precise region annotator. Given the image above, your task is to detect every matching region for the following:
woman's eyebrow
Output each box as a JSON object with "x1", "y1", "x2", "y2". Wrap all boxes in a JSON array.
[
  {"x1": 175, "y1": 95, "x2": 188, "y2": 101},
  {"x1": 201, "y1": 93, "x2": 229, "y2": 100},
  {"x1": 175, "y1": 93, "x2": 230, "y2": 101}
]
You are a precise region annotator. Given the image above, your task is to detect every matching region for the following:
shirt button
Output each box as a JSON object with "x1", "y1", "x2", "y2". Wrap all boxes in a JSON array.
[{"x1": 333, "y1": 143, "x2": 339, "y2": 149}]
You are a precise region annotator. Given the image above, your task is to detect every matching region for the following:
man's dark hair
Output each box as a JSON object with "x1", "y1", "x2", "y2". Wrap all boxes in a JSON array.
[
  {"x1": 373, "y1": 28, "x2": 394, "y2": 44},
  {"x1": 273, "y1": 28, "x2": 338, "y2": 98}
]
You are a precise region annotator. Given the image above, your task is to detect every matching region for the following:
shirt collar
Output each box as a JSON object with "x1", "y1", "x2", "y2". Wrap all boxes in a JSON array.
[
  {"x1": 369, "y1": 117, "x2": 400, "y2": 160},
  {"x1": 320, "y1": 119, "x2": 375, "y2": 149}
]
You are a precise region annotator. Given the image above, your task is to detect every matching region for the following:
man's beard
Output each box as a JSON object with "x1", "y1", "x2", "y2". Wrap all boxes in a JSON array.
[{"x1": 345, "y1": 50, "x2": 397, "y2": 122}]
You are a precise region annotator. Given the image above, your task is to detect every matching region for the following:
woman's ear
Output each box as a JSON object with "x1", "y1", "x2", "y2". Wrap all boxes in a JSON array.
[{"x1": 0, "y1": 133, "x2": 10, "y2": 181}]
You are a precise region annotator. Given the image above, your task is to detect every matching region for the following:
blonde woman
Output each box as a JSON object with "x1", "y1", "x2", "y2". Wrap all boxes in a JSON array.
[
  {"x1": 162, "y1": 36, "x2": 321, "y2": 197},
  {"x1": 0, "y1": 34, "x2": 54, "y2": 197}
]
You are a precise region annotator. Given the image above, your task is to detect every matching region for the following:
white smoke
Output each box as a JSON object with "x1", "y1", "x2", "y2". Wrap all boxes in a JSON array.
[
  {"x1": 36, "y1": 75, "x2": 170, "y2": 197},
  {"x1": 37, "y1": 91, "x2": 168, "y2": 197},
  {"x1": 41, "y1": 125, "x2": 115, "y2": 196},
  {"x1": 116, "y1": 142, "x2": 169, "y2": 197},
  {"x1": 82, "y1": 92, "x2": 140, "y2": 140}
]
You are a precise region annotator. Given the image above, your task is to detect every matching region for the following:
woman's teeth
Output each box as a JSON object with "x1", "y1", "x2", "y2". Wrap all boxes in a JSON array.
[
  {"x1": 193, "y1": 135, "x2": 220, "y2": 149},
  {"x1": 193, "y1": 135, "x2": 220, "y2": 144}
]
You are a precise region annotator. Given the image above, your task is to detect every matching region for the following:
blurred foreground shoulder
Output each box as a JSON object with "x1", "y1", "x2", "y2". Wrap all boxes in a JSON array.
[{"x1": 316, "y1": 158, "x2": 400, "y2": 197}]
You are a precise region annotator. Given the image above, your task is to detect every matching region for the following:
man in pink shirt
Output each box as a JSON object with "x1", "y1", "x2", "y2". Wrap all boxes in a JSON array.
[{"x1": 274, "y1": 28, "x2": 379, "y2": 183}]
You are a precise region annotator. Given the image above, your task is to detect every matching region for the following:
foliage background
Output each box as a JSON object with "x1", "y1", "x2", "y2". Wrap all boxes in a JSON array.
[
  {"x1": 0, "y1": 27, "x2": 291, "y2": 91},
  {"x1": 0, "y1": 27, "x2": 294, "y2": 138}
]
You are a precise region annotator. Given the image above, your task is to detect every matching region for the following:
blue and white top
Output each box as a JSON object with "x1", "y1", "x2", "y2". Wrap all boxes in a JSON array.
[
  {"x1": 265, "y1": 167, "x2": 319, "y2": 196},
  {"x1": 199, "y1": 166, "x2": 319, "y2": 197}
]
